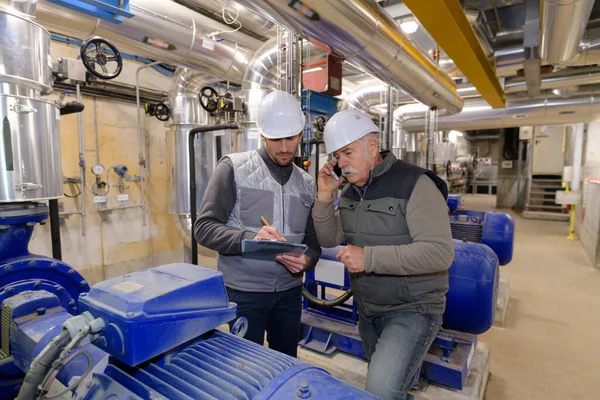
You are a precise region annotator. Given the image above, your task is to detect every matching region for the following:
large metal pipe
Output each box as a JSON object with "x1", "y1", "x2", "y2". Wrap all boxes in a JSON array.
[
  {"x1": 178, "y1": 0, "x2": 277, "y2": 39},
  {"x1": 171, "y1": 36, "x2": 287, "y2": 244},
  {"x1": 401, "y1": 91, "x2": 600, "y2": 131},
  {"x1": 396, "y1": 66, "x2": 600, "y2": 102},
  {"x1": 235, "y1": 0, "x2": 463, "y2": 114},
  {"x1": 540, "y1": 0, "x2": 595, "y2": 64},
  {"x1": 341, "y1": 83, "x2": 389, "y2": 114},
  {"x1": 35, "y1": 0, "x2": 257, "y2": 82}
]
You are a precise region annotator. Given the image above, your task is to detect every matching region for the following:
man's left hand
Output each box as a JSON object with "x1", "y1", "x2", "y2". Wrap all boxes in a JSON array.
[
  {"x1": 276, "y1": 254, "x2": 311, "y2": 274},
  {"x1": 337, "y1": 246, "x2": 365, "y2": 273}
]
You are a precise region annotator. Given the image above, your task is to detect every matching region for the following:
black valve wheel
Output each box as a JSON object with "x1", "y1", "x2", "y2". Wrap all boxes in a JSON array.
[
  {"x1": 154, "y1": 103, "x2": 171, "y2": 121},
  {"x1": 199, "y1": 86, "x2": 219, "y2": 112},
  {"x1": 80, "y1": 36, "x2": 123, "y2": 80},
  {"x1": 315, "y1": 116, "x2": 326, "y2": 133}
]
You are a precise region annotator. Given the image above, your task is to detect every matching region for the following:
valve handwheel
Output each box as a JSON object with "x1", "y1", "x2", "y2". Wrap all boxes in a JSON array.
[
  {"x1": 199, "y1": 86, "x2": 219, "y2": 112},
  {"x1": 154, "y1": 103, "x2": 171, "y2": 121},
  {"x1": 80, "y1": 36, "x2": 123, "y2": 80}
]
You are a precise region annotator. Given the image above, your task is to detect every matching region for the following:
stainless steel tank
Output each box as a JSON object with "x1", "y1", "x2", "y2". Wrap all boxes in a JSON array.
[
  {"x1": 0, "y1": 7, "x2": 62, "y2": 202},
  {"x1": 0, "y1": 9, "x2": 53, "y2": 96}
]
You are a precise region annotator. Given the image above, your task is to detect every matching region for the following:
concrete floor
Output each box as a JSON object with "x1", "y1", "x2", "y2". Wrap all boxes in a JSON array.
[{"x1": 463, "y1": 195, "x2": 600, "y2": 400}]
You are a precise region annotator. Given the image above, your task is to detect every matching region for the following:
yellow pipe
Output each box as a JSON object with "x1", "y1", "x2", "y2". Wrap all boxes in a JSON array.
[{"x1": 562, "y1": 126, "x2": 567, "y2": 153}]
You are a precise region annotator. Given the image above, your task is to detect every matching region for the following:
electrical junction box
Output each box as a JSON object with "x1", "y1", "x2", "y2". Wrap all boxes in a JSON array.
[{"x1": 78, "y1": 263, "x2": 236, "y2": 366}]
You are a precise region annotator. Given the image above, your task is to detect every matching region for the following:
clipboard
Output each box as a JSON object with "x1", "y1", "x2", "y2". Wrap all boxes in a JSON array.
[{"x1": 242, "y1": 239, "x2": 308, "y2": 261}]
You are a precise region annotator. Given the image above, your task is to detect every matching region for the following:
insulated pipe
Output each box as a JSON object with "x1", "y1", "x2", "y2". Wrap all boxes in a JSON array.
[
  {"x1": 395, "y1": 66, "x2": 600, "y2": 103},
  {"x1": 35, "y1": 0, "x2": 257, "y2": 81},
  {"x1": 235, "y1": 0, "x2": 463, "y2": 114},
  {"x1": 177, "y1": 0, "x2": 277, "y2": 39},
  {"x1": 401, "y1": 91, "x2": 600, "y2": 132},
  {"x1": 341, "y1": 83, "x2": 389, "y2": 114},
  {"x1": 540, "y1": 0, "x2": 595, "y2": 64}
]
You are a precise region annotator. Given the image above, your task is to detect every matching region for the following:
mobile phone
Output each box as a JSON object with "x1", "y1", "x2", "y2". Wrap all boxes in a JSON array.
[{"x1": 331, "y1": 164, "x2": 343, "y2": 181}]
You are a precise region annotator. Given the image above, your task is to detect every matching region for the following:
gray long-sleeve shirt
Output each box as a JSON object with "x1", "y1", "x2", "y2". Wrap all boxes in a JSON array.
[
  {"x1": 194, "y1": 147, "x2": 321, "y2": 268},
  {"x1": 313, "y1": 174, "x2": 454, "y2": 276}
]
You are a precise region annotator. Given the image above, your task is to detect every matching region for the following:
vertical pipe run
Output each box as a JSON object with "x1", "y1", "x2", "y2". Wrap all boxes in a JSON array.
[
  {"x1": 571, "y1": 123, "x2": 584, "y2": 192},
  {"x1": 136, "y1": 62, "x2": 161, "y2": 227},
  {"x1": 517, "y1": 140, "x2": 524, "y2": 210},
  {"x1": 76, "y1": 84, "x2": 86, "y2": 237},
  {"x1": 49, "y1": 199, "x2": 62, "y2": 260},
  {"x1": 385, "y1": 86, "x2": 393, "y2": 151},
  {"x1": 189, "y1": 123, "x2": 239, "y2": 265}
]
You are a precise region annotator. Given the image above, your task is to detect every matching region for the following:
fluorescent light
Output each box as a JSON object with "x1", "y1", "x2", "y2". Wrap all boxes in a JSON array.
[
  {"x1": 448, "y1": 130, "x2": 464, "y2": 143},
  {"x1": 400, "y1": 20, "x2": 418, "y2": 34},
  {"x1": 304, "y1": 66, "x2": 323, "y2": 73}
]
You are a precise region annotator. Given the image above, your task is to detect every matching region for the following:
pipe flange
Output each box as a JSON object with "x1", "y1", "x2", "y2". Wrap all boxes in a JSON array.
[{"x1": 0, "y1": 202, "x2": 48, "y2": 220}]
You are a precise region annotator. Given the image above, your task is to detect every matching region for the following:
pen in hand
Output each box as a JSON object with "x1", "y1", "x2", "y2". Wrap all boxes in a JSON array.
[
  {"x1": 261, "y1": 216, "x2": 270, "y2": 227},
  {"x1": 258, "y1": 216, "x2": 286, "y2": 241}
]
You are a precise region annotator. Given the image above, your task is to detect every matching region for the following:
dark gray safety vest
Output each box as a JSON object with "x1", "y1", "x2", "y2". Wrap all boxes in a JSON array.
[
  {"x1": 217, "y1": 150, "x2": 316, "y2": 292},
  {"x1": 338, "y1": 152, "x2": 449, "y2": 317}
]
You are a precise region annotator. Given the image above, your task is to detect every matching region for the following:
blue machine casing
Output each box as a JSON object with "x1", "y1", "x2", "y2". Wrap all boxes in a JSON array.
[
  {"x1": 80, "y1": 331, "x2": 378, "y2": 400},
  {"x1": 443, "y1": 240, "x2": 499, "y2": 334},
  {"x1": 449, "y1": 210, "x2": 514, "y2": 265},
  {"x1": 447, "y1": 194, "x2": 463, "y2": 212},
  {"x1": 78, "y1": 263, "x2": 236, "y2": 366}
]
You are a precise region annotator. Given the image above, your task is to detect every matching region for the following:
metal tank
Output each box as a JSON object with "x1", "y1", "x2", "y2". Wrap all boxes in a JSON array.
[{"x1": 0, "y1": 6, "x2": 62, "y2": 202}]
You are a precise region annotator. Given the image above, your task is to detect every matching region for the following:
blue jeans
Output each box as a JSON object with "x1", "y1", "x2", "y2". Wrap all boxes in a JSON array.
[
  {"x1": 359, "y1": 311, "x2": 442, "y2": 400},
  {"x1": 226, "y1": 285, "x2": 302, "y2": 357}
]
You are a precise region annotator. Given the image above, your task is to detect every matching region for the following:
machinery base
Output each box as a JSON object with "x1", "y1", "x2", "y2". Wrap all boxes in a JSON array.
[
  {"x1": 494, "y1": 279, "x2": 510, "y2": 327},
  {"x1": 299, "y1": 312, "x2": 480, "y2": 390},
  {"x1": 298, "y1": 342, "x2": 490, "y2": 400}
]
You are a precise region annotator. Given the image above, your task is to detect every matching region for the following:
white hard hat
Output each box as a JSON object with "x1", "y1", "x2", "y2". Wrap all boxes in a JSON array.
[
  {"x1": 324, "y1": 109, "x2": 379, "y2": 153},
  {"x1": 257, "y1": 90, "x2": 306, "y2": 139}
]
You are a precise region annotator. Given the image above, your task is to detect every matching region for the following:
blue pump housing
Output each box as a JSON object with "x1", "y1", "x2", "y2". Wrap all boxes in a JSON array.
[
  {"x1": 449, "y1": 210, "x2": 514, "y2": 265},
  {"x1": 78, "y1": 263, "x2": 236, "y2": 366},
  {"x1": 443, "y1": 240, "x2": 499, "y2": 334},
  {"x1": 447, "y1": 194, "x2": 462, "y2": 212}
]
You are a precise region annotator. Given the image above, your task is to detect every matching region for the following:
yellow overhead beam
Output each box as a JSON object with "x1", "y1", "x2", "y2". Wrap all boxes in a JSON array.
[{"x1": 403, "y1": 0, "x2": 506, "y2": 108}]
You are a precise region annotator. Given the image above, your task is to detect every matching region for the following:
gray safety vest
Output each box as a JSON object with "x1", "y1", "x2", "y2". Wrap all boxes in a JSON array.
[{"x1": 217, "y1": 150, "x2": 316, "y2": 292}]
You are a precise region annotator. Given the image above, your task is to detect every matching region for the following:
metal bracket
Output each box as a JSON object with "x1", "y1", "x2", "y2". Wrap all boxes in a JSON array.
[
  {"x1": 45, "y1": 0, "x2": 133, "y2": 23},
  {"x1": 14, "y1": 183, "x2": 42, "y2": 192},
  {"x1": 9, "y1": 104, "x2": 37, "y2": 114}
]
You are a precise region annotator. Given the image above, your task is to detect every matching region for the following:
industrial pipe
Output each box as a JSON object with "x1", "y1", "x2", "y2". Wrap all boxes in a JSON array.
[
  {"x1": 235, "y1": 0, "x2": 463, "y2": 114},
  {"x1": 189, "y1": 123, "x2": 239, "y2": 265},
  {"x1": 35, "y1": 0, "x2": 257, "y2": 82},
  {"x1": 540, "y1": 0, "x2": 595, "y2": 64},
  {"x1": 401, "y1": 91, "x2": 600, "y2": 131}
]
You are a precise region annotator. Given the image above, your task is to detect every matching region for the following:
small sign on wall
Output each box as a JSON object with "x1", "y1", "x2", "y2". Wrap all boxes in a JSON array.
[{"x1": 501, "y1": 160, "x2": 514, "y2": 169}]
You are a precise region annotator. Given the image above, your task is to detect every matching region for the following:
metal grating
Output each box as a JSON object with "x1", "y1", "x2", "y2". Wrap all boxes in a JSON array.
[
  {"x1": 84, "y1": 331, "x2": 300, "y2": 400},
  {"x1": 450, "y1": 222, "x2": 483, "y2": 243}
]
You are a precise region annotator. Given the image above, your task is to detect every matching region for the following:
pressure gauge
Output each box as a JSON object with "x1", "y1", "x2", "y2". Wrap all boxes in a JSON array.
[{"x1": 92, "y1": 163, "x2": 105, "y2": 176}]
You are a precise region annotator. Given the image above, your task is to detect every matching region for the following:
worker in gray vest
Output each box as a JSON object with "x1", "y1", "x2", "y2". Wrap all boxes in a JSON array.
[
  {"x1": 312, "y1": 109, "x2": 454, "y2": 399},
  {"x1": 194, "y1": 90, "x2": 321, "y2": 357}
]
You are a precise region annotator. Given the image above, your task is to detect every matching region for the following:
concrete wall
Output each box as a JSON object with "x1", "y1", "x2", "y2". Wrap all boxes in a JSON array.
[
  {"x1": 575, "y1": 122, "x2": 600, "y2": 268},
  {"x1": 28, "y1": 41, "x2": 183, "y2": 285}
]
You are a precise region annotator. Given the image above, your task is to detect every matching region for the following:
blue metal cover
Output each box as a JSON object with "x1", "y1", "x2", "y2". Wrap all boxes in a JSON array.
[
  {"x1": 447, "y1": 194, "x2": 462, "y2": 211},
  {"x1": 449, "y1": 210, "x2": 515, "y2": 265},
  {"x1": 80, "y1": 330, "x2": 377, "y2": 400},
  {"x1": 443, "y1": 241, "x2": 499, "y2": 334},
  {"x1": 78, "y1": 264, "x2": 236, "y2": 366}
]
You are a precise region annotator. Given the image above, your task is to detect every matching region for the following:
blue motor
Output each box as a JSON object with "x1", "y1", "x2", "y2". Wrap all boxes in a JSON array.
[
  {"x1": 1, "y1": 262, "x2": 378, "y2": 400},
  {"x1": 447, "y1": 194, "x2": 515, "y2": 265},
  {"x1": 443, "y1": 240, "x2": 499, "y2": 334},
  {"x1": 0, "y1": 203, "x2": 90, "y2": 397}
]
